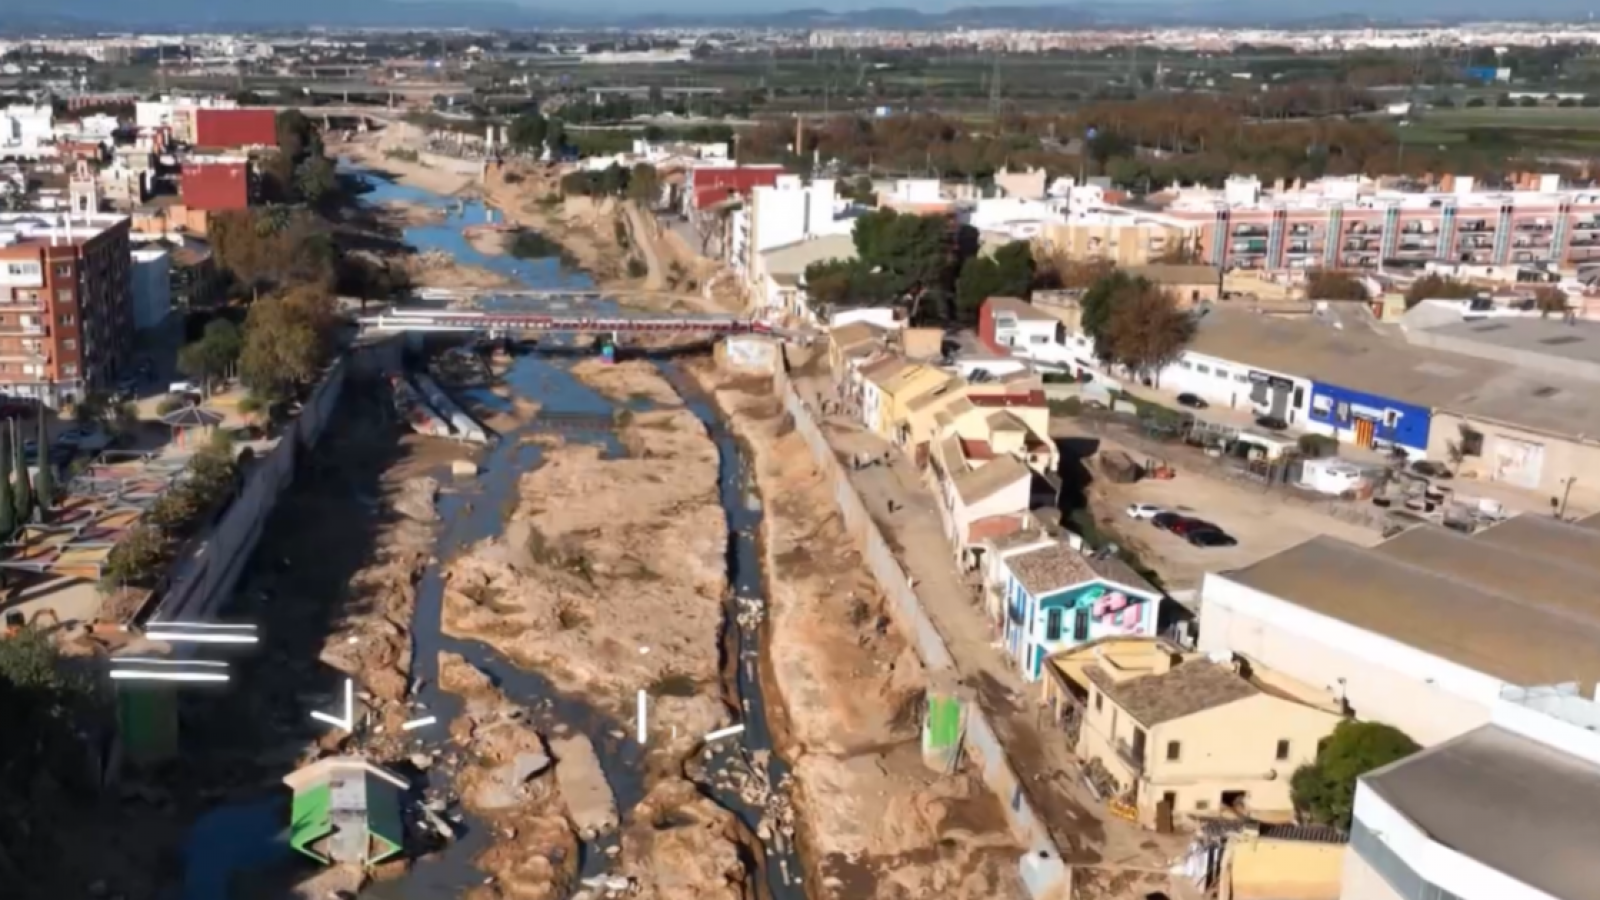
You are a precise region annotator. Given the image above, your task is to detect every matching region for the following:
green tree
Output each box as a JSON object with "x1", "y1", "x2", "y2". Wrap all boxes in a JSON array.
[
  {"x1": 1533, "y1": 284, "x2": 1570, "y2": 318},
  {"x1": 850, "y1": 208, "x2": 958, "y2": 318},
  {"x1": 177, "y1": 319, "x2": 244, "y2": 395},
  {"x1": 1404, "y1": 274, "x2": 1477, "y2": 310},
  {"x1": 239, "y1": 285, "x2": 336, "y2": 400},
  {"x1": 12, "y1": 420, "x2": 31, "y2": 528},
  {"x1": 954, "y1": 241, "x2": 1036, "y2": 321},
  {"x1": 506, "y1": 111, "x2": 548, "y2": 151},
  {"x1": 1306, "y1": 269, "x2": 1370, "y2": 301},
  {"x1": 1105, "y1": 280, "x2": 1196, "y2": 381},
  {"x1": 802, "y1": 258, "x2": 900, "y2": 317},
  {"x1": 0, "y1": 627, "x2": 100, "y2": 833},
  {"x1": 1291, "y1": 721, "x2": 1419, "y2": 829},
  {"x1": 102, "y1": 524, "x2": 167, "y2": 588},
  {"x1": 294, "y1": 155, "x2": 339, "y2": 209},
  {"x1": 627, "y1": 163, "x2": 660, "y2": 207},
  {"x1": 1080, "y1": 270, "x2": 1135, "y2": 360},
  {"x1": 597, "y1": 162, "x2": 629, "y2": 198}
]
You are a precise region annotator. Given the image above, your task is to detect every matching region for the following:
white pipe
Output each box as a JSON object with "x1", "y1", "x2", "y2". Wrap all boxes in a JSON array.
[
  {"x1": 110, "y1": 670, "x2": 230, "y2": 682},
  {"x1": 144, "y1": 632, "x2": 260, "y2": 644}
]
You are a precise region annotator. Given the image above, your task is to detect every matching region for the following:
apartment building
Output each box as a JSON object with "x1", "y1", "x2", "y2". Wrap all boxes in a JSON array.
[
  {"x1": 1163, "y1": 175, "x2": 1600, "y2": 272},
  {"x1": 0, "y1": 213, "x2": 133, "y2": 406}
]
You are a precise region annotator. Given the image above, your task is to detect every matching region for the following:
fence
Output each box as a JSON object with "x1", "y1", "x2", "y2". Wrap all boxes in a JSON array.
[{"x1": 771, "y1": 361, "x2": 1066, "y2": 883}]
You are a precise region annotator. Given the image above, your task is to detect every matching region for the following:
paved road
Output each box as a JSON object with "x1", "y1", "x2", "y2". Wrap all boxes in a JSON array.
[{"x1": 792, "y1": 364, "x2": 1185, "y2": 870}]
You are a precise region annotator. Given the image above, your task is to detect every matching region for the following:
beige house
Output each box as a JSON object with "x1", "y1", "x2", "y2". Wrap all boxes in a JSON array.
[
  {"x1": 930, "y1": 435, "x2": 1035, "y2": 563},
  {"x1": 1049, "y1": 642, "x2": 1343, "y2": 830},
  {"x1": 827, "y1": 321, "x2": 889, "y2": 375},
  {"x1": 1126, "y1": 263, "x2": 1224, "y2": 306},
  {"x1": 1182, "y1": 821, "x2": 1347, "y2": 900}
]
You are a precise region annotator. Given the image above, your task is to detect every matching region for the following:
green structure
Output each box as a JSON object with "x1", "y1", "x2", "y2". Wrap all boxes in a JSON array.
[
  {"x1": 922, "y1": 675, "x2": 969, "y2": 774},
  {"x1": 282, "y1": 757, "x2": 409, "y2": 867},
  {"x1": 116, "y1": 685, "x2": 180, "y2": 766}
]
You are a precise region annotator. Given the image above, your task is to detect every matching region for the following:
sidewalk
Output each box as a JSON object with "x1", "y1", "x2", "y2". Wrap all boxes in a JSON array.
[{"x1": 792, "y1": 367, "x2": 1183, "y2": 869}]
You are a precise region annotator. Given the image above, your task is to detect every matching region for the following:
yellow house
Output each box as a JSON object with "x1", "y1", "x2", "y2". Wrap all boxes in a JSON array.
[
  {"x1": 828, "y1": 321, "x2": 889, "y2": 375},
  {"x1": 872, "y1": 361, "x2": 952, "y2": 443},
  {"x1": 1223, "y1": 829, "x2": 1344, "y2": 900},
  {"x1": 1049, "y1": 643, "x2": 1343, "y2": 830}
]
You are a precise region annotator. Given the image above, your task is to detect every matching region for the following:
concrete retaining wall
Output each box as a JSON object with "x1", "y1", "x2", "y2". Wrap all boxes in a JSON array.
[
  {"x1": 152, "y1": 337, "x2": 400, "y2": 626},
  {"x1": 771, "y1": 361, "x2": 1067, "y2": 889}
]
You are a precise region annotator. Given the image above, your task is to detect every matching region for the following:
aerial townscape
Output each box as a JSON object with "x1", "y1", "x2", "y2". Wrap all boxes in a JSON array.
[{"x1": 2, "y1": 6, "x2": 1599, "y2": 900}]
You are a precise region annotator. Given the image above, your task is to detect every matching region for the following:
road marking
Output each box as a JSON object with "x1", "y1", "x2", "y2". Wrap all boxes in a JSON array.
[
  {"x1": 402, "y1": 716, "x2": 437, "y2": 731},
  {"x1": 310, "y1": 678, "x2": 355, "y2": 733},
  {"x1": 704, "y1": 724, "x2": 745, "y2": 743}
]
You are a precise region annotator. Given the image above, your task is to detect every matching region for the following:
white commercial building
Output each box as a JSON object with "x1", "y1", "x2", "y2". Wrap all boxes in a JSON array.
[
  {"x1": 1344, "y1": 689, "x2": 1600, "y2": 900},
  {"x1": 1198, "y1": 514, "x2": 1600, "y2": 747}
]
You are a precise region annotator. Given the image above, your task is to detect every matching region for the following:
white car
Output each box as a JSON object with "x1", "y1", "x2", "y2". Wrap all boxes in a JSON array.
[{"x1": 1126, "y1": 503, "x2": 1165, "y2": 520}]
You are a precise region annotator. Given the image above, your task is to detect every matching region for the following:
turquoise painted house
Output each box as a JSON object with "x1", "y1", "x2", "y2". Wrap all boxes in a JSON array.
[{"x1": 999, "y1": 541, "x2": 1163, "y2": 681}]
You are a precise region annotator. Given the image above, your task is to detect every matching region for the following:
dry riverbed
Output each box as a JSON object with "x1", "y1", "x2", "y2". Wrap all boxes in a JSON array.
[{"x1": 688, "y1": 359, "x2": 1028, "y2": 900}]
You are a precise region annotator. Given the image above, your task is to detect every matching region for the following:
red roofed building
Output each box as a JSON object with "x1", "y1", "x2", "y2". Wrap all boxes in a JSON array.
[
  {"x1": 682, "y1": 165, "x2": 785, "y2": 215},
  {"x1": 192, "y1": 108, "x2": 277, "y2": 149},
  {"x1": 181, "y1": 162, "x2": 253, "y2": 212}
]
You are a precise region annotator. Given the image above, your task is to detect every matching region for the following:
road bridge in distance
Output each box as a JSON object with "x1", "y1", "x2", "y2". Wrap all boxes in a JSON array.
[{"x1": 357, "y1": 305, "x2": 805, "y2": 342}]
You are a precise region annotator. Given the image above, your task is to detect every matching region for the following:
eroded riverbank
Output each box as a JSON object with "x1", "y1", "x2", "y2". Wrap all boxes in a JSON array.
[{"x1": 687, "y1": 360, "x2": 1029, "y2": 900}]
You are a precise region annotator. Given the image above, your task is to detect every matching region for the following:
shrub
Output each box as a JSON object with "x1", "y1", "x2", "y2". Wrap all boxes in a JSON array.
[
  {"x1": 155, "y1": 395, "x2": 187, "y2": 415},
  {"x1": 626, "y1": 258, "x2": 648, "y2": 279}
]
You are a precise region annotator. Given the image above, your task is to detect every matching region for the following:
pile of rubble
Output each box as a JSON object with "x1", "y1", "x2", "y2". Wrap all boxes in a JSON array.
[
  {"x1": 734, "y1": 593, "x2": 765, "y2": 631},
  {"x1": 700, "y1": 747, "x2": 797, "y2": 853}
]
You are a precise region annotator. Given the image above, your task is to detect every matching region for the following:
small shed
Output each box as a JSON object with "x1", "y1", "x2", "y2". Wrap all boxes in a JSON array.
[
  {"x1": 282, "y1": 756, "x2": 409, "y2": 867},
  {"x1": 1300, "y1": 457, "x2": 1366, "y2": 496},
  {"x1": 158, "y1": 405, "x2": 225, "y2": 449}
]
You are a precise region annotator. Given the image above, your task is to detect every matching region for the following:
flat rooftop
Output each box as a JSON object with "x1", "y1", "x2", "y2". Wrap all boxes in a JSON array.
[
  {"x1": 1417, "y1": 316, "x2": 1600, "y2": 368},
  {"x1": 1364, "y1": 725, "x2": 1600, "y2": 900},
  {"x1": 1190, "y1": 307, "x2": 1600, "y2": 439},
  {"x1": 1222, "y1": 532, "x2": 1600, "y2": 689},
  {"x1": 0, "y1": 212, "x2": 127, "y2": 251}
]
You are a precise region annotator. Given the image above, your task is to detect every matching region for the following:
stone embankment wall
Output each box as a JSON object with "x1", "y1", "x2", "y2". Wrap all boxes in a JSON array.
[{"x1": 767, "y1": 354, "x2": 1070, "y2": 899}]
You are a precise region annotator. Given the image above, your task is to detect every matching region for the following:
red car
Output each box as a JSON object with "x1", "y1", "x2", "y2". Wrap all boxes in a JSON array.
[{"x1": 1170, "y1": 516, "x2": 1219, "y2": 537}]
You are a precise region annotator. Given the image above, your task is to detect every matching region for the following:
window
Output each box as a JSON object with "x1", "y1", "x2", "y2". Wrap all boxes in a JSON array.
[
  {"x1": 59, "y1": 315, "x2": 74, "y2": 326},
  {"x1": 62, "y1": 364, "x2": 77, "y2": 376},
  {"x1": 1072, "y1": 607, "x2": 1090, "y2": 641},
  {"x1": 1196, "y1": 364, "x2": 1211, "y2": 374},
  {"x1": 1179, "y1": 360, "x2": 1192, "y2": 369},
  {"x1": 56, "y1": 289, "x2": 73, "y2": 306},
  {"x1": 1094, "y1": 691, "x2": 1103, "y2": 712},
  {"x1": 1166, "y1": 740, "x2": 1182, "y2": 761},
  {"x1": 1459, "y1": 427, "x2": 1484, "y2": 457},
  {"x1": 61, "y1": 339, "x2": 76, "y2": 351},
  {"x1": 1383, "y1": 409, "x2": 1400, "y2": 428},
  {"x1": 1194, "y1": 799, "x2": 1210, "y2": 811},
  {"x1": 52, "y1": 263, "x2": 72, "y2": 278},
  {"x1": 1029, "y1": 335, "x2": 1049, "y2": 345},
  {"x1": 1213, "y1": 368, "x2": 1230, "y2": 380},
  {"x1": 1276, "y1": 740, "x2": 1291, "y2": 761},
  {"x1": 1312, "y1": 394, "x2": 1334, "y2": 415},
  {"x1": 1045, "y1": 608, "x2": 1063, "y2": 641},
  {"x1": 1234, "y1": 373, "x2": 1249, "y2": 384}
]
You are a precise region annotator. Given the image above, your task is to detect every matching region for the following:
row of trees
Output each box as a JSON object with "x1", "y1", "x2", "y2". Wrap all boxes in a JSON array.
[
  {"x1": 558, "y1": 162, "x2": 661, "y2": 206},
  {"x1": 104, "y1": 436, "x2": 239, "y2": 589},
  {"x1": 0, "y1": 415, "x2": 53, "y2": 540}
]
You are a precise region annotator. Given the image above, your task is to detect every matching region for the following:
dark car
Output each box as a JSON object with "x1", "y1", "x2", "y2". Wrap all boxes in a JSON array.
[
  {"x1": 1254, "y1": 415, "x2": 1290, "y2": 432},
  {"x1": 1151, "y1": 512, "x2": 1185, "y2": 531},
  {"x1": 1187, "y1": 528, "x2": 1239, "y2": 548},
  {"x1": 1410, "y1": 460, "x2": 1454, "y2": 480},
  {"x1": 1170, "y1": 516, "x2": 1219, "y2": 537},
  {"x1": 1177, "y1": 393, "x2": 1209, "y2": 410}
]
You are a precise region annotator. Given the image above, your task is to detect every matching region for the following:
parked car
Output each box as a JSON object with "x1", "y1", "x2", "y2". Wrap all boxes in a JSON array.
[
  {"x1": 1151, "y1": 512, "x2": 1185, "y2": 531},
  {"x1": 169, "y1": 380, "x2": 200, "y2": 396},
  {"x1": 1126, "y1": 503, "x2": 1165, "y2": 520},
  {"x1": 1410, "y1": 460, "x2": 1454, "y2": 480},
  {"x1": 1187, "y1": 528, "x2": 1239, "y2": 548},
  {"x1": 1176, "y1": 393, "x2": 1209, "y2": 409},
  {"x1": 1254, "y1": 415, "x2": 1290, "y2": 432},
  {"x1": 1170, "y1": 516, "x2": 1219, "y2": 537},
  {"x1": 54, "y1": 427, "x2": 95, "y2": 447}
]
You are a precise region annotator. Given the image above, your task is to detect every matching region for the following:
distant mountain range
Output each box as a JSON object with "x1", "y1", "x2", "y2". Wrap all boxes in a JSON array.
[{"x1": 4, "y1": 0, "x2": 1597, "y2": 33}]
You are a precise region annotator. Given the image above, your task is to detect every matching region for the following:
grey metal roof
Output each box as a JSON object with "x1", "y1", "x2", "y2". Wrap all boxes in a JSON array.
[{"x1": 1364, "y1": 725, "x2": 1600, "y2": 900}]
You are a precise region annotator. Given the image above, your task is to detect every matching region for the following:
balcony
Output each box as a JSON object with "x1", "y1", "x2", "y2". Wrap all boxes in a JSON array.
[
  {"x1": 1514, "y1": 222, "x2": 1554, "y2": 233},
  {"x1": 1458, "y1": 221, "x2": 1495, "y2": 233},
  {"x1": 1115, "y1": 738, "x2": 1146, "y2": 773},
  {"x1": 1231, "y1": 226, "x2": 1269, "y2": 238},
  {"x1": 1573, "y1": 219, "x2": 1600, "y2": 232}
]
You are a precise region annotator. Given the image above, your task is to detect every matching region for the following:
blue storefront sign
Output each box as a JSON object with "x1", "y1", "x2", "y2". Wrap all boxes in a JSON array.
[{"x1": 1308, "y1": 381, "x2": 1431, "y2": 453}]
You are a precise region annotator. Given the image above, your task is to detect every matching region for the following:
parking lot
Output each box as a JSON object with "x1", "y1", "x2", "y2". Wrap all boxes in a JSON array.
[{"x1": 1089, "y1": 454, "x2": 1385, "y2": 589}]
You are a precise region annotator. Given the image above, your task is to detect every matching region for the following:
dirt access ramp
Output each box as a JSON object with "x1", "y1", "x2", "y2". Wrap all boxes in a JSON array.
[{"x1": 688, "y1": 360, "x2": 1028, "y2": 900}]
